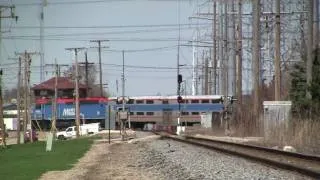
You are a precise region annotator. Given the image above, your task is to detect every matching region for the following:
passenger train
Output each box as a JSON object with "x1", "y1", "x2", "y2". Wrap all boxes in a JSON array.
[
  {"x1": 31, "y1": 95, "x2": 227, "y2": 130},
  {"x1": 110, "y1": 95, "x2": 226, "y2": 128}
]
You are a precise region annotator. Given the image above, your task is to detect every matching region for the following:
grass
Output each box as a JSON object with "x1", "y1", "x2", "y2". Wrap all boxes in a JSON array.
[{"x1": 0, "y1": 137, "x2": 95, "y2": 180}]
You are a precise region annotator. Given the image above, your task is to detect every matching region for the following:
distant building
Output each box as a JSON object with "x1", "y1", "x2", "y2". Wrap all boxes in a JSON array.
[
  {"x1": 32, "y1": 77, "x2": 88, "y2": 99},
  {"x1": 3, "y1": 104, "x2": 20, "y2": 130}
]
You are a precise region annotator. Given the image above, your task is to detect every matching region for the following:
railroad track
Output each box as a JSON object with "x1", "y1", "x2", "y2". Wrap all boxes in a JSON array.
[{"x1": 156, "y1": 132, "x2": 320, "y2": 179}]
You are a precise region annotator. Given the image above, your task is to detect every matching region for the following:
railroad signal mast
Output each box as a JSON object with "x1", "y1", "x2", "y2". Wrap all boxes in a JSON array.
[{"x1": 177, "y1": 74, "x2": 185, "y2": 135}]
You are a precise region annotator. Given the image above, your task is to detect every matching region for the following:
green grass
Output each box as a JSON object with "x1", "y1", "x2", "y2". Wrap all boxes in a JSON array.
[{"x1": 0, "y1": 137, "x2": 95, "y2": 180}]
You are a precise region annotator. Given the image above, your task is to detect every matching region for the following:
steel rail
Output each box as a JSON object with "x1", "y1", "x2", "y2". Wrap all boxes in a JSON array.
[{"x1": 156, "y1": 132, "x2": 320, "y2": 179}]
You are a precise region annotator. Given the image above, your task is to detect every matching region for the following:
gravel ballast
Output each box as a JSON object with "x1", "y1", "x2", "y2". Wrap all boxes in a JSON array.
[{"x1": 133, "y1": 133, "x2": 311, "y2": 180}]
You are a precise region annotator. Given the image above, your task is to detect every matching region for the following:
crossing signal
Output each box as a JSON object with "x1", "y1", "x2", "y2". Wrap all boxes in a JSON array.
[
  {"x1": 177, "y1": 96, "x2": 183, "y2": 103},
  {"x1": 178, "y1": 74, "x2": 182, "y2": 84}
]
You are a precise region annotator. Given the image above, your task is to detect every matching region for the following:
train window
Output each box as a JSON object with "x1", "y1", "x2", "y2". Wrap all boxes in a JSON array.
[
  {"x1": 202, "y1": 99, "x2": 210, "y2": 103},
  {"x1": 136, "y1": 100, "x2": 144, "y2": 104},
  {"x1": 130, "y1": 112, "x2": 134, "y2": 115},
  {"x1": 136, "y1": 112, "x2": 144, "y2": 115},
  {"x1": 181, "y1": 111, "x2": 189, "y2": 115},
  {"x1": 212, "y1": 99, "x2": 221, "y2": 103},
  {"x1": 191, "y1": 100, "x2": 199, "y2": 103},
  {"x1": 162, "y1": 100, "x2": 169, "y2": 104},
  {"x1": 127, "y1": 99, "x2": 134, "y2": 104},
  {"x1": 146, "y1": 100, "x2": 154, "y2": 104},
  {"x1": 182, "y1": 100, "x2": 189, "y2": 103},
  {"x1": 146, "y1": 112, "x2": 154, "y2": 116},
  {"x1": 191, "y1": 112, "x2": 199, "y2": 115}
]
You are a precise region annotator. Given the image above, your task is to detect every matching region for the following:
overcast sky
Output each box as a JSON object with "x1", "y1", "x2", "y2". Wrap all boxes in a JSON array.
[{"x1": 1, "y1": 0, "x2": 211, "y2": 97}]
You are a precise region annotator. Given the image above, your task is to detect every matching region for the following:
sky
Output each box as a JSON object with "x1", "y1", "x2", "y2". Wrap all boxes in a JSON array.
[{"x1": 1, "y1": 0, "x2": 211, "y2": 97}]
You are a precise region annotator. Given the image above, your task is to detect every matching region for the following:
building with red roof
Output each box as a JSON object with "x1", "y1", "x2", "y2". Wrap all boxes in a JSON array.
[{"x1": 32, "y1": 77, "x2": 88, "y2": 99}]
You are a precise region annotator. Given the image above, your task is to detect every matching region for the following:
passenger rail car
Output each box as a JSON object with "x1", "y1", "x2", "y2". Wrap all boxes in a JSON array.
[
  {"x1": 110, "y1": 95, "x2": 225, "y2": 127},
  {"x1": 32, "y1": 97, "x2": 108, "y2": 129}
]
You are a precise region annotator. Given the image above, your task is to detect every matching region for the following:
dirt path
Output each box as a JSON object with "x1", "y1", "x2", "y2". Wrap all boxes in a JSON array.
[{"x1": 39, "y1": 135, "x2": 160, "y2": 180}]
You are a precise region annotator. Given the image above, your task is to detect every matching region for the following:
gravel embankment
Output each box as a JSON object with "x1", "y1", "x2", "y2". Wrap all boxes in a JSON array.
[
  {"x1": 40, "y1": 131, "x2": 313, "y2": 180},
  {"x1": 134, "y1": 134, "x2": 312, "y2": 180}
]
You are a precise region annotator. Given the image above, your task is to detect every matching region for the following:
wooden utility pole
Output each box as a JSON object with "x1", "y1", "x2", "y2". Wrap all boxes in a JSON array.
[
  {"x1": 252, "y1": 0, "x2": 261, "y2": 121},
  {"x1": 0, "y1": 69, "x2": 6, "y2": 147},
  {"x1": 236, "y1": 0, "x2": 243, "y2": 121},
  {"x1": 79, "y1": 52, "x2": 94, "y2": 97},
  {"x1": 23, "y1": 52, "x2": 28, "y2": 142},
  {"x1": 16, "y1": 57, "x2": 22, "y2": 144},
  {"x1": 212, "y1": 1, "x2": 217, "y2": 94},
  {"x1": 26, "y1": 53, "x2": 33, "y2": 143},
  {"x1": 306, "y1": 0, "x2": 313, "y2": 100},
  {"x1": 66, "y1": 48, "x2": 85, "y2": 138},
  {"x1": 15, "y1": 51, "x2": 39, "y2": 143},
  {"x1": 0, "y1": 5, "x2": 18, "y2": 147},
  {"x1": 85, "y1": 51, "x2": 89, "y2": 96},
  {"x1": 275, "y1": 0, "x2": 281, "y2": 101},
  {"x1": 51, "y1": 59, "x2": 58, "y2": 134},
  {"x1": 90, "y1": 40, "x2": 109, "y2": 97}
]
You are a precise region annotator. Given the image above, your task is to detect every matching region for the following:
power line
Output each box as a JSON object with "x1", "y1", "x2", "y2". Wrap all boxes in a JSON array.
[
  {"x1": 9, "y1": 0, "x2": 197, "y2": 6},
  {"x1": 8, "y1": 23, "x2": 211, "y2": 29},
  {"x1": 4, "y1": 26, "x2": 209, "y2": 38}
]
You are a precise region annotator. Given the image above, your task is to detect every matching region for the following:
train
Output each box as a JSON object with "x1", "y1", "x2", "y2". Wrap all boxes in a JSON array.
[
  {"x1": 31, "y1": 95, "x2": 228, "y2": 130},
  {"x1": 109, "y1": 95, "x2": 226, "y2": 129}
]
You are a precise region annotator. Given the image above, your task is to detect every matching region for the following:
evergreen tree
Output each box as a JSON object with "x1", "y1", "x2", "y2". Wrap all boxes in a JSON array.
[{"x1": 289, "y1": 48, "x2": 320, "y2": 117}]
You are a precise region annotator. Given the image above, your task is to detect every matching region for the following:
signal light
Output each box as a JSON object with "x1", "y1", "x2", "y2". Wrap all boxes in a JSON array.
[
  {"x1": 178, "y1": 74, "x2": 183, "y2": 84},
  {"x1": 177, "y1": 96, "x2": 183, "y2": 103}
]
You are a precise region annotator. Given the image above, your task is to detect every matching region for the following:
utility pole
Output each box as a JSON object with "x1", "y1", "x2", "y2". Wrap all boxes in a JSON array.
[
  {"x1": 212, "y1": 1, "x2": 217, "y2": 94},
  {"x1": 223, "y1": 2, "x2": 228, "y2": 97},
  {"x1": 15, "y1": 51, "x2": 39, "y2": 143},
  {"x1": 44, "y1": 60, "x2": 59, "y2": 134},
  {"x1": 252, "y1": 0, "x2": 261, "y2": 121},
  {"x1": 231, "y1": 1, "x2": 237, "y2": 96},
  {"x1": 275, "y1": 0, "x2": 281, "y2": 101},
  {"x1": 90, "y1": 40, "x2": 109, "y2": 97},
  {"x1": 0, "y1": 6, "x2": 18, "y2": 146},
  {"x1": 51, "y1": 59, "x2": 58, "y2": 134},
  {"x1": 0, "y1": 69, "x2": 6, "y2": 147},
  {"x1": 16, "y1": 57, "x2": 22, "y2": 144},
  {"x1": 236, "y1": 0, "x2": 243, "y2": 122},
  {"x1": 313, "y1": 0, "x2": 319, "y2": 49},
  {"x1": 306, "y1": 0, "x2": 313, "y2": 100},
  {"x1": 66, "y1": 47, "x2": 85, "y2": 138},
  {"x1": 79, "y1": 52, "x2": 94, "y2": 97},
  {"x1": 85, "y1": 51, "x2": 89, "y2": 96},
  {"x1": 204, "y1": 56, "x2": 209, "y2": 95},
  {"x1": 40, "y1": 0, "x2": 47, "y2": 83},
  {"x1": 26, "y1": 53, "x2": 33, "y2": 142},
  {"x1": 122, "y1": 50, "x2": 126, "y2": 114},
  {"x1": 192, "y1": 39, "x2": 196, "y2": 95}
]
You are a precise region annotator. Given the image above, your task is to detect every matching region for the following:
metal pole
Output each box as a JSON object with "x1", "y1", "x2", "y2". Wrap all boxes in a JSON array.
[
  {"x1": 192, "y1": 40, "x2": 196, "y2": 95},
  {"x1": 213, "y1": 1, "x2": 217, "y2": 95},
  {"x1": 275, "y1": 0, "x2": 281, "y2": 101},
  {"x1": 306, "y1": 0, "x2": 313, "y2": 100},
  {"x1": 16, "y1": 57, "x2": 21, "y2": 144},
  {"x1": 313, "y1": 0, "x2": 319, "y2": 49},
  {"x1": 122, "y1": 50, "x2": 125, "y2": 112},
  {"x1": 236, "y1": 0, "x2": 243, "y2": 121},
  {"x1": 252, "y1": 0, "x2": 261, "y2": 120},
  {"x1": 40, "y1": 0, "x2": 45, "y2": 83},
  {"x1": 0, "y1": 69, "x2": 6, "y2": 147},
  {"x1": 108, "y1": 105, "x2": 111, "y2": 144},
  {"x1": 98, "y1": 41, "x2": 103, "y2": 97}
]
